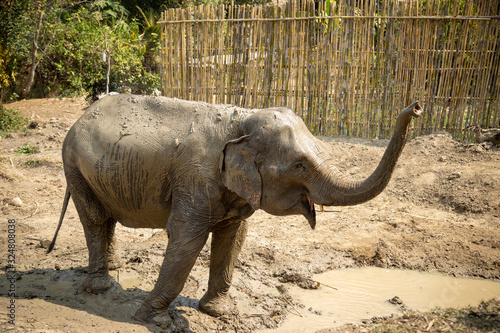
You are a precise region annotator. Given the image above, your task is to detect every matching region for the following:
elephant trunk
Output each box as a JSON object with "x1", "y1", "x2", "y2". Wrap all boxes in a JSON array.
[{"x1": 314, "y1": 102, "x2": 422, "y2": 207}]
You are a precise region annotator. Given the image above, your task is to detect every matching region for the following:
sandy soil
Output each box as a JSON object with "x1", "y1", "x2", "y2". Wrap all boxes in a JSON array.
[{"x1": 1, "y1": 98, "x2": 499, "y2": 332}]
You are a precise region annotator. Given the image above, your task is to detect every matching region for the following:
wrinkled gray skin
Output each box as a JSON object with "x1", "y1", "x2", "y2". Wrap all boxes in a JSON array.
[{"x1": 47, "y1": 95, "x2": 421, "y2": 328}]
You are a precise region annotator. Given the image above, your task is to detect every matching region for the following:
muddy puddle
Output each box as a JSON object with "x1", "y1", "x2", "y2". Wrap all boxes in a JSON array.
[
  {"x1": 6, "y1": 266, "x2": 500, "y2": 332},
  {"x1": 264, "y1": 267, "x2": 500, "y2": 333}
]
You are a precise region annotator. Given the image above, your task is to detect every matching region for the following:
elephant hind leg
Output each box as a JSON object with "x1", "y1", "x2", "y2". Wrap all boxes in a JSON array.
[
  {"x1": 105, "y1": 218, "x2": 123, "y2": 271},
  {"x1": 67, "y1": 173, "x2": 116, "y2": 294},
  {"x1": 199, "y1": 219, "x2": 248, "y2": 317}
]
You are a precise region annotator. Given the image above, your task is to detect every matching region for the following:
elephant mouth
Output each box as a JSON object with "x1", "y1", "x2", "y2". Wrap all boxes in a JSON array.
[{"x1": 301, "y1": 194, "x2": 317, "y2": 229}]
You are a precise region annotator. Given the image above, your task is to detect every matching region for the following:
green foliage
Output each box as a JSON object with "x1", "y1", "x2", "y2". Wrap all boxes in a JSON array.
[
  {"x1": 136, "y1": 6, "x2": 161, "y2": 72},
  {"x1": 134, "y1": 70, "x2": 161, "y2": 95},
  {"x1": 25, "y1": 158, "x2": 41, "y2": 167},
  {"x1": 0, "y1": 107, "x2": 29, "y2": 133},
  {"x1": 1, "y1": 0, "x2": 161, "y2": 100},
  {"x1": 45, "y1": 5, "x2": 145, "y2": 96},
  {"x1": 0, "y1": 0, "x2": 271, "y2": 100},
  {"x1": 17, "y1": 145, "x2": 39, "y2": 155},
  {"x1": 92, "y1": 0, "x2": 129, "y2": 22},
  {"x1": 121, "y1": 0, "x2": 161, "y2": 19},
  {"x1": 0, "y1": 0, "x2": 36, "y2": 96},
  {"x1": 0, "y1": 44, "x2": 10, "y2": 90}
]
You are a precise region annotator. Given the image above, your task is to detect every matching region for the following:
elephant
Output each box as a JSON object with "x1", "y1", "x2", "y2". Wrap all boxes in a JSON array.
[{"x1": 47, "y1": 94, "x2": 421, "y2": 328}]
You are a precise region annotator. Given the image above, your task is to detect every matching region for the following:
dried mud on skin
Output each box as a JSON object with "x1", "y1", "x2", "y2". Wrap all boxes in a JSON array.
[{"x1": 0, "y1": 98, "x2": 499, "y2": 332}]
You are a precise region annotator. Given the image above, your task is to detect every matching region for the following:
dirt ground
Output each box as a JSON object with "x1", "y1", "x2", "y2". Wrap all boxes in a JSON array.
[{"x1": 1, "y1": 98, "x2": 499, "y2": 332}]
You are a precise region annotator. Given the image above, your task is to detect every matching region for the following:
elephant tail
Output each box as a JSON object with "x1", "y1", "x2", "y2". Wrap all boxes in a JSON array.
[{"x1": 46, "y1": 188, "x2": 71, "y2": 254}]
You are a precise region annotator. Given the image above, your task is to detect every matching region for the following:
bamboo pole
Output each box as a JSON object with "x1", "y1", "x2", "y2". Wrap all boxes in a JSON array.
[{"x1": 159, "y1": 0, "x2": 500, "y2": 142}]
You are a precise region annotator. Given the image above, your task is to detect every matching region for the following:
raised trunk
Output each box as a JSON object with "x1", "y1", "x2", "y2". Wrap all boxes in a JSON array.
[{"x1": 316, "y1": 102, "x2": 422, "y2": 206}]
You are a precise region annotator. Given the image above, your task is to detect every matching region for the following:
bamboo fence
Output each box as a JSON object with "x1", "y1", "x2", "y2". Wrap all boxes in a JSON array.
[{"x1": 159, "y1": 0, "x2": 500, "y2": 141}]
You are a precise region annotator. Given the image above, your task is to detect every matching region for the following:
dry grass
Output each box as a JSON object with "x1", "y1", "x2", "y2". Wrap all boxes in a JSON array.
[{"x1": 320, "y1": 298, "x2": 500, "y2": 333}]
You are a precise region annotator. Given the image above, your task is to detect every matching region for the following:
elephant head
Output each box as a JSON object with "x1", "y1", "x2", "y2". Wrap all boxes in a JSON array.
[{"x1": 222, "y1": 102, "x2": 422, "y2": 228}]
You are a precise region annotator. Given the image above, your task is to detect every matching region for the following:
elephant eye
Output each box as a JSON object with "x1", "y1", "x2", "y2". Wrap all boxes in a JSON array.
[{"x1": 296, "y1": 163, "x2": 304, "y2": 169}]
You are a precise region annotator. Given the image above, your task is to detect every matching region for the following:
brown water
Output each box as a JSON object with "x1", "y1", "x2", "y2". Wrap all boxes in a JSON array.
[
  {"x1": 263, "y1": 267, "x2": 500, "y2": 333},
  {"x1": 10, "y1": 267, "x2": 500, "y2": 332}
]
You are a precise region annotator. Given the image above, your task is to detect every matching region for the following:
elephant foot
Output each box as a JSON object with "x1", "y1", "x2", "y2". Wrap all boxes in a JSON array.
[
  {"x1": 107, "y1": 257, "x2": 123, "y2": 271},
  {"x1": 83, "y1": 274, "x2": 112, "y2": 294},
  {"x1": 199, "y1": 293, "x2": 237, "y2": 317},
  {"x1": 133, "y1": 304, "x2": 172, "y2": 330}
]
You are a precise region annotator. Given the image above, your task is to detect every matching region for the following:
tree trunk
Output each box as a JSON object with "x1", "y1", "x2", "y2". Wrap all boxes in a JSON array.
[
  {"x1": 20, "y1": 10, "x2": 44, "y2": 100},
  {"x1": 106, "y1": 52, "x2": 111, "y2": 95}
]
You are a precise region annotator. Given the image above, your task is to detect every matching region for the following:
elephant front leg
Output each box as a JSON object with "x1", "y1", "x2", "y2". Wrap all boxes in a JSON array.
[
  {"x1": 133, "y1": 226, "x2": 209, "y2": 329},
  {"x1": 199, "y1": 220, "x2": 248, "y2": 317}
]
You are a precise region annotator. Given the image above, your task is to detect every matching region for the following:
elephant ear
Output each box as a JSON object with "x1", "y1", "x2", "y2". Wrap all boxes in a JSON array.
[{"x1": 221, "y1": 136, "x2": 261, "y2": 210}]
